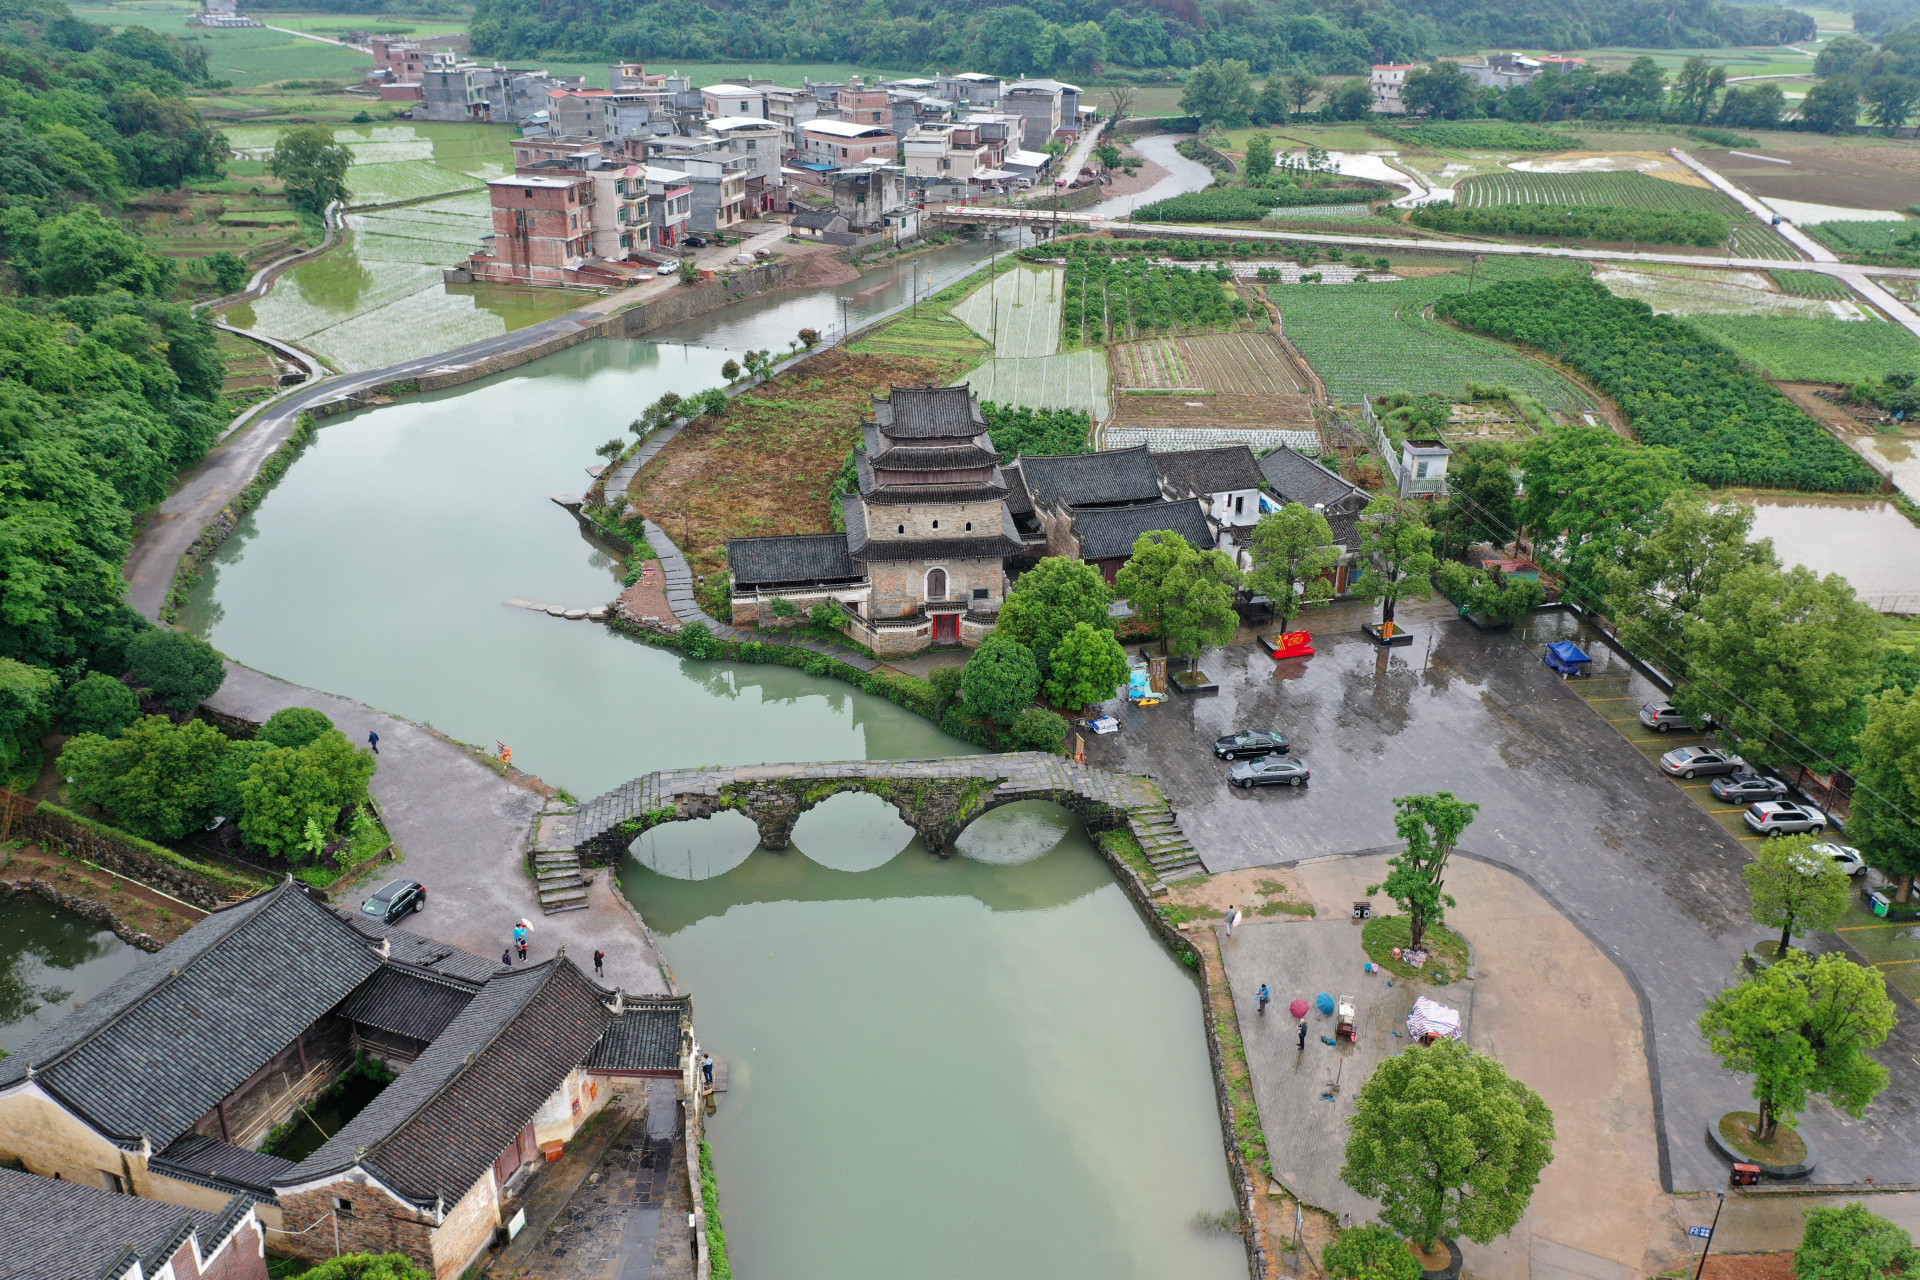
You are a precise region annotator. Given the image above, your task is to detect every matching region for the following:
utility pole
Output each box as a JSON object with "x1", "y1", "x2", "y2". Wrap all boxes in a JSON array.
[{"x1": 1690, "y1": 1191, "x2": 1726, "y2": 1280}]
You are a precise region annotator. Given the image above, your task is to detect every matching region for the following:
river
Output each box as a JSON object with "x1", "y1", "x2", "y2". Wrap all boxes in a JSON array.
[{"x1": 175, "y1": 242, "x2": 1245, "y2": 1277}]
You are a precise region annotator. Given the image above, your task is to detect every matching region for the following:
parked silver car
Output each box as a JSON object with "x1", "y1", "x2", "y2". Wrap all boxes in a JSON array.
[
  {"x1": 1640, "y1": 702, "x2": 1690, "y2": 732},
  {"x1": 1228, "y1": 754, "x2": 1310, "y2": 788},
  {"x1": 1744, "y1": 802, "x2": 1829, "y2": 837},
  {"x1": 1659, "y1": 747, "x2": 1745, "y2": 779},
  {"x1": 1810, "y1": 842, "x2": 1867, "y2": 876}
]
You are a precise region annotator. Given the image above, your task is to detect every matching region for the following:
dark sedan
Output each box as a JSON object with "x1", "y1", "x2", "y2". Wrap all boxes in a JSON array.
[
  {"x1": 1228, "y1": 754, "x2": 1310, "y2": 788},
  {"x1": 1214, "y1": 729, "x2": 1289, "y2": 760},
  {"x1": 1709, "y1": 771, "x2": 1789, "y2": 803},
  {"x1": 362, "y1": 878, "x2": 425, "y2": 924}
]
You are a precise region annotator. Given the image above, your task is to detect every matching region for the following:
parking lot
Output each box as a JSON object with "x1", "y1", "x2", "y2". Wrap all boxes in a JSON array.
[{"x1": 1084, "y1": 597, "x2": 1920, "y2": 1191}]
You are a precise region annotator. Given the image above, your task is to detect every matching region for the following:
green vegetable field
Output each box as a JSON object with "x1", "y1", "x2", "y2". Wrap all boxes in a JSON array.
[
  {"x1": 1767, "y1": 270, "x2": 1854, "y2": 298},
  {"x1": 1134, "y1": 186, "x2": 1389, "y2": 222},
  {"x1": 1058, "y1": 248, "x2": 1250, "y2": 344},
  {"x1": 1411, "y1": 203, "x2": 1728, "y2": 246},
  {"x1": 1685, "y1": 315, "x2": 1920, "y2": 385},
  {"x1": 1382, "y1": 122, "x2": 1580, "y2": 151},
  {"x1": 1436, "y1": 276, "x2": 1879, "y2": 492},
  {"x1": 1450, "y1": 171, "x2": 1798, "y2": 259},
  {"x1": 1807, "y1": 221, "x2": 1919, "y2": 256}
]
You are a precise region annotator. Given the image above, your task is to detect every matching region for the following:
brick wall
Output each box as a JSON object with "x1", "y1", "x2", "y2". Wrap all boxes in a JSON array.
[
  {"x1": 190, "y1": 1214, "x2": 270, "y2": 1280},
  {"x1": 277, "y1": 1181, "x2": 439, "y2": 1272},
  {"x1": 861, "y1": 498, "x2": 1004, "y2": 541},
  {"x1": 429, "y1": 1172, "x2": 504, "y2": 1280},
  {"x1": 867, "y1": 556, "x2": 1004, "y2": 618}
]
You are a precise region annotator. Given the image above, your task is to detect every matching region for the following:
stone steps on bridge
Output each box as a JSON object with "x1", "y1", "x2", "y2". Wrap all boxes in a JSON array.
[
  {"x1": 537, "y1": 848, "x2": 592, "y2": 914},
  {"x1": 1129, "y1": 804, "x2": 1203, "y2": 879}
]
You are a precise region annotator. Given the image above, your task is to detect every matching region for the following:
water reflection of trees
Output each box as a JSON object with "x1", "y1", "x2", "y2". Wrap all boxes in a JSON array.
[{"x1": 0, "y1": 902, "x2": 118, "y2": 1034}]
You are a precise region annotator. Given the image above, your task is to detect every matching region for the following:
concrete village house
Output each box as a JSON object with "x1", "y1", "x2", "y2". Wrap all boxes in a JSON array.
[
  {"x1": 728, "y1": 385, "x2": 1369, "y2": 657},
  {"x1": 0, "y1": 879, "x2": 694, "y2": 1280}
]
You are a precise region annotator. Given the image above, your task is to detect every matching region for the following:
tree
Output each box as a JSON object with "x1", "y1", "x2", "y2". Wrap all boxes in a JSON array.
[
  {"x1": 1254, "y1": 79, "x2": 1288, "y2": 125},
  {"x1": 1009, "y1": 707, "x2": 1069, "y2": 751},
  {"x1": 239, "y1": 729, "x2": 376, "y2": 860},
  {"x1": 1519, "y1": 427, "x2": 1687, "y2": 590},
  {"x1": 1355, "y1": 497, "x2": 1435, "y2": 635},
  {"x1": 0, "y1": 658, "x2": 58, "y2": 775},
  {"x1": 1341, "y1": 1038, "x2": 1554, "y2": 1247},
  {"x1": 1801, "y1": 75, "x2": 1862, "y2": 132},
  {"x1": 972, "y1": 6, "x2": 1054, "y2": 75},
  {"x1": 59, "y1": 715, "x2": 228, "y2": 840},
  {"x1": 1402, "y1": 61, "x2": 1475, "y2": 119},
  {"x1": 1717, "y1": 83, "x2": 1786, "y2": 129},
  {"x1": 1327, "y1": 78, "x2": 1373, "y2": 121},
  {"x1": 31, "y1": 207, "x2": 175, "y2": 298},
  {"x1": 1115, "y1": 530, "x2": 1193, "y2": 655},
  {"x1": 1863, "y1": 74, "x2": 1920, "y2": 134},
  {"x1": 1246, "y1": 503, "x2": 1338, "y2": 631},
  {"x1": 1602, "y1": 492, "x2": 1775, "y2": 674},
  {"x1": 1674, "y1": 563, "x2": 1882, "y2": 770},
  {"x1": 1094, "y1": 141, "x2": 1124, "y2": 170},
  {"x1": 996, "y1": 557, "x2": 1115, "y2": 671},
  {"x1": 270, "y1": 125, "x2": 352, "y2": 216},
  {"x1": 1285, "y1": 72, "x2": 1323, "y2": 119},
  {"x1": 1042, "y1": 621, "x2": 1129, "y2": 710},
  {"x1": 1746, "y1": 835, "x2": 1851, "y2": 957},
  {"x1": 1162, "y1": 547, "x2": 1241, "y2": 672},
  {"x1": 1181, "y1": 59, "x2": 1257, "y2": 126},
  {"x1": 258, "y1": 706, "x2": 335, "y2": 750},
  {"x1": 1242, "y1": 132, "x2": 1275, "y2": 182},
  {"x1": 1795, "y1": 1203, "x2": 1920, "y2": 1280},
  {"x1": 125, "y1": 629, "x2": 225, "y2": 714},
  {"x1": 1324, "y1": 1224, "x2": 1422, "y2": 1280},
  {"x1": 210, "y1": 738, "x2": 274, "y2": 823},
  {"x1": 1106, "y1": 85, "x2": 1137, "y2": 121},
  {"x1": 59, "y1": 672, "x2": 138, "y2": 738},
  {"x1": 677, "y1": 257, "x2": 701, "y2": 284},
  {"x1": 1672, "y1": 56, "x2": 1728, "y2": 122},
  {"x1": 959, "y1": 634, "x2": 1040, "y2": 726},
  {"x1": 1433, "y1": 445, "x2": 1518, "y2": 558},
  {"x1": 292, "y1": 1255, "x2": 431, "y2": 1280},
  {"x1": 1369, "y1": 792, "x2": 1478, "y2": 949},
  {"x1": 1699, "y1": 950, "x2": 1895, "y2": 1143},
  {"x1": 721, "y1": 358, "x2": 741, "y2": 380},
  {"x1": 1849, "y1": 687, "x2": 1920, "y2": 903},
  {"x1": 205, "y1": 250, "x2": 250, "y2": 295}
]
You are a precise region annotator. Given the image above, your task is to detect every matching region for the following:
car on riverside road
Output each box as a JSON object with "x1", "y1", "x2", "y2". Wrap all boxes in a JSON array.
[
  {"x1": 362, "y1": 878, "x2": 425, "y2": 924},
  {"x1": 1744, "y1": 802, "x2": 1829, "y2": 838},
  {"x1": 1214, "y1": 729, "x2": 1290, "y2": 759},
  {"x1": 1709, "y1": 772, "x2": 1789, "y2": 803},
  {"x1": 1659, "y1": 747, "x2": 1745, "y2": 779},
  {"x1": 1228, "y1": 754, "x2": 1310, "y2": 788}
]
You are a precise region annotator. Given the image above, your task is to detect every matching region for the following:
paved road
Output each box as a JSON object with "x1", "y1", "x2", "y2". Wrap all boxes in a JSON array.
[
  {"x1": 1085, "y1": 597, "x2": 1920, "y2": 1192},
  {"x1": 1670, "y1": 148, "x2": 1836, "y2": 262}
]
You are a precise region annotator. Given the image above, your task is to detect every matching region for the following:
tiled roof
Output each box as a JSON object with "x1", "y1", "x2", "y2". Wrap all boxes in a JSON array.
[
  {"x1": 1154, "y1": 445, "x2": 1264, "y2": 498},
  {"x1": 0, "y1": 880, "x2": 381, "y2": 1147},
  {"x1": 1257, "y1": 446, "x2": 1370, "y2": 515},
  {"x1": 843, "y1": 495, "x2": 1024, "y2": 562},
  {"x1": 1071, "y1": 499, "x2": 1215, "y2": 561},
  {"x1": 584, "y1": 995, "x2": 691, "y2": 1074},
  {"x1": 1003, "y1": 462, "x2": 1034, "y2": 515},
  {"x1": 0, "y1": 1167, "x2": 248, "y2": 1280},
  {"x1": 1019, "y1": 446, "x2": 1161, "y2": 511},
  {"x1": 727, "y1": 533, "x2": 861, "y2": 588},
  {"x1": 790, "y1": 208, "x2": 845, "y2": 230},
  {"x1": 336, "y1": 968, "x2": 479, "y2": 1043},
  {"x1": 855, "y1": 450, "x2": 1007, "y2": 503},
  {"x1": 284, "y1": 960, "x2": 612, "y2": 1207},
  {"x1": 872, "y1": 385, "x2": 985, "y2": 440},
  {"x1": 154, "y1": 1133, "x2": 298, "y2": 1197},
  {"x1": 862, "y1": 423, "x2": 1002, "y2": 471},
  {"x1": 336, "y1": 912, "x2": 505, "y2": 984}
]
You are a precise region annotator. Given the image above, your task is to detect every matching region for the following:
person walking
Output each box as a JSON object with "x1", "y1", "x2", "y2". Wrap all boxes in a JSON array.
[
  {"x1": 1296, "y1": 1019, "x2": 1308, "y2": 1052},
  {"x1": 502, "y1": 947, "x2": 513, "y2": 967},
  {"x1": 516, "y1": 937, "x2": 528, "y2": 962},
  {"x1": 1225, "y1": 905, "x2": 1243, "y2": 937},
  {"x1": 1257, "y1": 983, "x2": 1270, "y2": 1016},
  {"x1": 367, "y1": 729, "x2": 379, "y2": 755},
  {"x1": 593, "y1": 949, "x2": 606, "y2": 977}
]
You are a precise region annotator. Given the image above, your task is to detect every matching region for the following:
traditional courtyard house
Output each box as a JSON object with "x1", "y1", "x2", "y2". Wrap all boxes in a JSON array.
[
  {"x1": 1152, "y1": 444, "x2": 1268, "y2": 562},
  {"x1": 0, "y1": 880, "x2": 694, "y2": 1280},
  {"x1": 1007, "y1": 446, "x2": 1225, "y2": 582},
  {"x1": 1257, "y1": 445, "x2": 1370, "y2": 595},
  {"x1": 0, "y1": 1167, "x2": 269, "y2": 1280}
]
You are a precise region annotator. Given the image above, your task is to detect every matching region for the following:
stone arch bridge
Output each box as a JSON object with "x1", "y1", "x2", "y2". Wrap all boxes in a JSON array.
[{"x1": 563, "y1": 753, "x2": 1195, "y2": 870}]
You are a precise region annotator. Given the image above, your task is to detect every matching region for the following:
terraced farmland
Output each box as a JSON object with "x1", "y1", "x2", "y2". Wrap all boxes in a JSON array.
[{"x1": 1451, "y1": 170, "x2": 1799, "y2": 260}]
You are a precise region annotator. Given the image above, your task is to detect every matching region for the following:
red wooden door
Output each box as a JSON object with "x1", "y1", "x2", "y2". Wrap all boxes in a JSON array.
[{"x1": 934, "y1": 614, "x2": 959, "y2": 643}]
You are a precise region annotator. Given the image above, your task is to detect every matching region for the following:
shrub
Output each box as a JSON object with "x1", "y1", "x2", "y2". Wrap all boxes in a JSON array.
[
  {"x1": 1010, "y1": 707, "x2": 1069, "y2": 751},
  {"x1": 960, "y1": 635, "x2": 1040, "y2": 725},
  {"x1": 125, "y1": 630, "x2": 226, "y2": 713},
  {"x1": 60, "y1": 673, "x2": 139, "y2": 737},
  {"x1": 238, "y1": 730, "x2": 377, "y2": 861},
  {"x1": 1325, "y1": 1224, "x2": 1422, "y2": 1280},
  {"x1": 59, "y1": 716, "x2": 229, "y2": 840},
  {"x1": 257, "y1": 706, "x2": 334, "y2": 749},
  {"x1": 1410, "y1": 202, "x2": 1728, "y2": 247},
  {"x1": 679, "y1": 622, "x2": 717, "y2": 659},
  {"x1": 927, "y1": 665, "x2": 965, "y2": 708}
]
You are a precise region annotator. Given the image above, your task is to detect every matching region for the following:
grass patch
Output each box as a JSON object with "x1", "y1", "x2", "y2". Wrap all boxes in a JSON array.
[
  {"x1": 1163, "y1": 901, "x2": 1225, "y2": 926},
  {"x1": 1717, "y1": 1111, "x2": 1807, "y2": 1166},
  {"x1": 700, "y1": 1140, "x2": 733, "y2": 1280},
  {"x1": 1252, "y1": 878, "x2": 1315, "y2": 916},
  {"x1": 1096, "y1": 828, "x2": 1156, "y2": 882},
  {"x1": 1379, "y1": 121, "x2": 1582, "y2": 151},
  {"x1": 1768, "y1": 270, "x2": 1854, "y2": 299},
  {"x1": 1360, "y1": 914, "x2": 1470, "y2": 984}
]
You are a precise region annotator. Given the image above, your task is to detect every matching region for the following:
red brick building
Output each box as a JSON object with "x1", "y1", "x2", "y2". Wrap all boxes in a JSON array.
[{"x1": 468, "y1": 171, "x2": 596, "y2": 286}]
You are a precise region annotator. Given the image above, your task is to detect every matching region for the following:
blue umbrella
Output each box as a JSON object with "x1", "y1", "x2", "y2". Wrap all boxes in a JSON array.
[{"x1": 1316, "y1": 992, "x2": 1335, "y2": 1015}]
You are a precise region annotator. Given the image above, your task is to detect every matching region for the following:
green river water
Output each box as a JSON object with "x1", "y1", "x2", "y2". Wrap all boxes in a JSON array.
[
  {"x1": 0, "y1": 895, "x2": 142, "y2": 1055},
  {"x1": 158, "y1": 245, "x2": 1246, "y2": 1278}
]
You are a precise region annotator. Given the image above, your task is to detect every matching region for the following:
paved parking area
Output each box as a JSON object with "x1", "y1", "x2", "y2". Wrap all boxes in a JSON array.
[{"x1": 1085, "y1": 598, "x2": 1920, "y2": 1191}]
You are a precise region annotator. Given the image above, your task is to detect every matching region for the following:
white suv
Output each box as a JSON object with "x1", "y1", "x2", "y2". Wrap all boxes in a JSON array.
[{"x1": 1744, "y1": 802, "x2": 1829, "y2": 837}]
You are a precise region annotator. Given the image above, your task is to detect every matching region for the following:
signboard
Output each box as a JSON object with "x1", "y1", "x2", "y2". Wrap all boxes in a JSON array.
[
  {"x1": 508, "y1": 1208, "x2": 528, "y2": 1240},
  {"x1": 1352, "y1": 901, "x2": 1372, "y2": 920},
  {"x1": 1688, "y1": 1226, "x2": 1712, "y2": 1240}
]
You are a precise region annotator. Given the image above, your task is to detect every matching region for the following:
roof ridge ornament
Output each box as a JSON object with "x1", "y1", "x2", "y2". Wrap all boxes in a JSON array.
[
  {"x1": 374, "y1": 937, "x2": 391, "y2": 960},
  {"x1": 605, "y1": 987, "x2": 626, "y2": 1016}
]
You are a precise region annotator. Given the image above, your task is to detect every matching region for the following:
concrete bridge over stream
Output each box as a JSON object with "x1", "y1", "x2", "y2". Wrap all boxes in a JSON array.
[{"x1": 557, "y1": 754, "x2": 1199, "y2": 870}]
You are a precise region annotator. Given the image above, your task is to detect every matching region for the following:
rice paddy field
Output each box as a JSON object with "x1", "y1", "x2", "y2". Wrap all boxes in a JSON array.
[
  {"x1": 1592, "y1": 266, "x2": 1873, "y2": 318},
  {"x1": 1683, "y1": 315, "x2": 1920, "y2": 385},
  {"x1": 74, "y1": 2, "x2": 376, "y2": 87},
  {"x1": 222, "y1": 123, "x2": 508, "y2": 207},
  {"x1": 1451, "y1": 170, "x2": 1800, "y2": 259},
  {"x1": 1274, "y1": 259, "x2": 1595, "y2": 408}
]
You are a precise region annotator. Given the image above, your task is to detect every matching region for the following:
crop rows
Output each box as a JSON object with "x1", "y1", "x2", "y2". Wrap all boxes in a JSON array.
[
  {"x1": 1768, "y1": 270, "x2": 1854, "y2": 299},
  {"x1": 1110, "y1": 338, "x2": 1192, "y2": 388},
  {"x1": 1684, "y1": 314, "x2": 1920, "y2": 385},
  {"x1": 951, "y1": 264, "x2": 1062, "y2": 359},
  {"x1": 1451, "y1": 171, "x2": 1799, "y2": 259},
  {"x1": 1807, "y1": 221, "x2": 1918, "y2": 256},
  {"x1": 963, "y1": 352, "x2": 1111, "y2": 419}
]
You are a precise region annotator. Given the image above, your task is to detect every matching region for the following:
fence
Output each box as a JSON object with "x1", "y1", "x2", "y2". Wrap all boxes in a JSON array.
[{"x1": 1360, "y1": 397, "x2": 1449, "y2": 498}]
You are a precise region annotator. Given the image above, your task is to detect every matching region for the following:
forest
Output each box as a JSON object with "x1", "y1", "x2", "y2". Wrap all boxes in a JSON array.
[{"x1": 464, "y1": 0, "x2": 1816, "y2": 73}]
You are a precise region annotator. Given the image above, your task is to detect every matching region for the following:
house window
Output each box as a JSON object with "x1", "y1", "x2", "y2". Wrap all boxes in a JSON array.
[
  {"x1": 926, "y1": 567, "x2": 948, "y2": 600},
  {"x1": 897, "y1": 524, "x2": 905, "y2": 534},
  {"x1": 99, "y1": 1171, "x2": 125, "y2": 1194},
  {"x1": 973, "y1": 587, "x2": 989, "y2": 600},
  {"x1": 932, "y1": 519, "x2": 939, "y2": 529},
  {"x1": 1235, "y1": 495, "x2": 1245, "y2": 515},
  {"x1": 332, "y1": 1196, "x2": 354, "y2": 1216}
]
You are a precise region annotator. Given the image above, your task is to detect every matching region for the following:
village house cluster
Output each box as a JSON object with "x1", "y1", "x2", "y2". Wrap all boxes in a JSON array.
[
  {"x1": 366, "y1": 49, "x2": 1093, "y2": 287},
  {"x1": 727, "y1": 385, "x2": 1394, "y2": 658}
]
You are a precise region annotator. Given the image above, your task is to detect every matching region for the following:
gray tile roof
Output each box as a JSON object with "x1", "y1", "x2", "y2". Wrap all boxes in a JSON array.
[
  {"x1": 1003, "y1": 462, "x2": 1034, "y2": 515},
  {"x1": 872, "y1": 385, "x2": 985, "y2": 439},
  {"x1": 862, "y1": 422, "x2": 1003, "y2": 471},
  {"x1": 727, "y1": 533, "x2": 861, "y2": 588},
  {"x1": 0, "y1": 1167, "x2": 250, "y2": 1280},
  {"x1": 1257, "y1": 446, "x2": 1370, "y2": 515},
  {"x1": 284, "y1": 959, "x2": 612, "y2": 1208},
  {"x1": 790, "y1": 208, "x2": 846, "y2": 231},
  {"x1": 1019, "y1": 447, "x2": 1162, "y2": 511},
  {"x1": 0, "y1": 880, "x2": 381, "y2": 1147},
  {"x1": 337, "y1": 912, "x2": 505, "y2": 984},
  {"x1": 843, "y1": 495, "x2": 1025, "y2": 563},
  {"x1": 154, "y1": 1133, "x2": 298, "y2": 1197},
  {"x1": 335, "y1": 968, "x2": 479, "y2": 1043},
  {"x1": 1071, "y1": 499, "x2": 1215, "y2": 561},
  {"x1": 584, "y1": 995, "x2": 691, "y2": 1074},
  {"x1": 1154, "y1": 445, "x2": 1263, "y2": 498},
  {"x1": 856, "y1": 449, "x2": 1008, "y2": 503}
]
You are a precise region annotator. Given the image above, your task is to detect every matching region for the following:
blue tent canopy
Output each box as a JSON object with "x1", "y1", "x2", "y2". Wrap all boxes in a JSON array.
[{"x1": 1545, "y1": 641, "x2": 1591, "y2": 664}]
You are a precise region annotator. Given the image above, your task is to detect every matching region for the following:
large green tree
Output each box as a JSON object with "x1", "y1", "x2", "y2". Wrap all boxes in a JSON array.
[
  {"x1": 1355, "y1": 497, "x2": 1434, "y2": 635},
  {"x1": 30, "y1": 207, "x2": 175, "y2": 298},
  {"x1": 1699, "y1": 950, "x2": 1896, "y2": 1142},
  {"x1": 1369, "y1": 792, "x2": 1479, "y2": 949},
  {"x1": 1433, "y1": 444, "x2": 1518, "y2": 558},
  {"x1": 1672, "y1": 55, "x2": 1728, "y2": 121},
  {"x1": 995, "y1": 557, "x2": 1114, "y2": 672},
  {"x1": 257, "y1": 705, "x2": 334, "y2": 750},
  {"x1": 1341, "y1": 1037, "x2": 1555, "y2": 1247},
  {"x1": 1801, "y1": 75, "x2": 1862, "y2": 132},
  {"x1": 1042, "y1": 621, "x2": 1129, "y2": 711},
  {"x1": 238, "y1": 729, "x2": 377, "y2": 861},
  {"x1": 58, "y1": 671, "x2": 138, "y2": 738},
  {"x1": 1162, "y1": 547, "x2": 1242, "y2": 672},
  {"x1": 1794, "y1": 1203, "x2": 1920, "y2": 1280},
  {"x1": 1180, "y1": 59, "x2": 1257, "y2": 126},
  {"x1": 1246, "y1": 502, "x2": 1338, "y2": 632},
  {"x1": 59, "y1": 715, "x2": 228, "y2": 840},
  {"x1": 125, "y1": 629, "x2": 225, "y2": 714},
  {"x1": 959, "y1": 634, "x2": 1040, "y2": 727},
  {"x1": 1851, "y1": 687, "x2": 1920, "y2": 902},
  {"x1": 1602, "y1": 491, "x2": 1775, "y2": 674},
  {"x1": 1403, "y1": 60, "x2": 1475, "y2": 118},
  {"x1": 0, "y1": 657, "x2": 58, "y2": 777},
  {"x1": 1745, "y1": 834, "x2": 1851, "y2": 957},
  {"x1": 1863, "y1": 73, "x2": 1920, "y2": 133},
  {"x1": 1519, "y1": 427, "x2": 1687, "y2": 594},
  {"x1": 1114, "y1": 530, "x2": 1192, "y2": 655},
  {"x1": 1242, "y1": 132, "x2": 1274, "y2": 181},
  {"x1": 292, "y1": 1255, "x2": 431, "y2": 1280},
  {"x1": 270, "y1": 124, "x2": 352, "y2": 216},
  {"x1": 1674, "y1": 563, "x2": 1881, "y2": 770}
]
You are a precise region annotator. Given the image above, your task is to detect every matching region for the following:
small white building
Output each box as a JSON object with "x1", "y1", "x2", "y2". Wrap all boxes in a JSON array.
[
  {"x1": 1400, "y1": 438, "x2": 1451, "y2": 495},
  {"x1": 700, "y1": 82, "x2": 766, "y2": 119},
  {"x1": 1370, "y1": 64, "x2": 1414, "y2": 115}
]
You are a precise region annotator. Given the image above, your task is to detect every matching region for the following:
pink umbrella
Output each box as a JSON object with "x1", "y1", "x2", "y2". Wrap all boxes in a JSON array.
[{"x1": 1289, "y1": 998, "x2": 1309, "y2": 1019}]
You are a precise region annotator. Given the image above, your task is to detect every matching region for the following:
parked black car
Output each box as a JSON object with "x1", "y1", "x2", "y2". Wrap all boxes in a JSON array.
[
  {"x1": 1709, "y1": 772, "x2": 1789, "y2": 803},
  {"x1": 1228, "y1": 755, "x2": 1311, "y2": 788},
  {"x1": 1214, "y1": 729, "x2": 1289, "y2": 759},
  {"x1": 362, "y1": 878, "x2": 425, "y2": 924}
]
